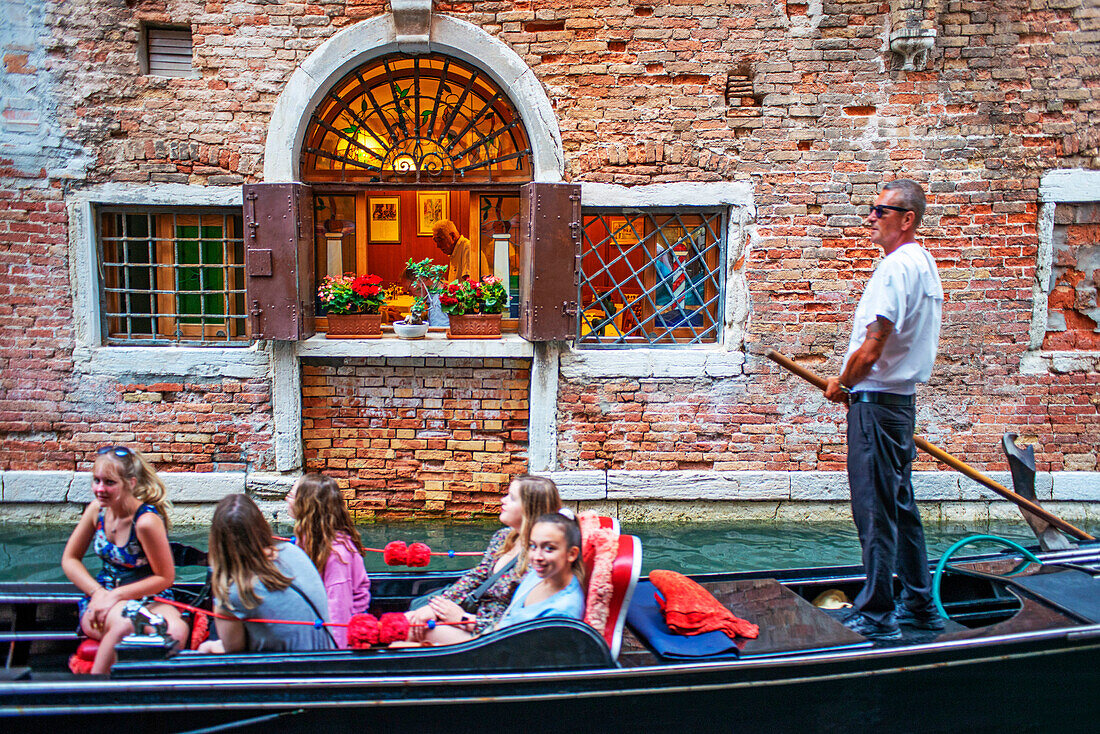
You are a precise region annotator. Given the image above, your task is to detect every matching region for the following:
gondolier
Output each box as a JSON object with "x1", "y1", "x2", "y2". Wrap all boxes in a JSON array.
[{"x1": 824, "y1": 179, "x2": 945, "y2": 641}]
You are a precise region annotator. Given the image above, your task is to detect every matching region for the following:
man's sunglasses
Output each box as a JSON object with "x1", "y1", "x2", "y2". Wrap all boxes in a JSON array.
[
  {"x1": 96, "y1": 446, "x2": 132, "y2": 458},
  {"x1": 870, "y1": 204, "x2": 910, "y2": 218}
]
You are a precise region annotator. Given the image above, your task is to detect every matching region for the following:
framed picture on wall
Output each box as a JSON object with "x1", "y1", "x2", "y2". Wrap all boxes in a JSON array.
[
  {"x1": 607, "y1": 216, "x2": 640, "y2": 246},
  {"x1": 417, "y1": 191, "x2": 449, "y2": 236},
  {"x1": 369, "y1": 196, "x2": 400, "y2": 243}
]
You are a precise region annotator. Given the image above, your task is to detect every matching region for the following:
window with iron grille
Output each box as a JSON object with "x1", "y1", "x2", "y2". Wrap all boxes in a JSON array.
[
  {"x1": 578, "y1": 209, "x2": 725, "y2": 347},
  {"x1": 98, "y1": 209, "x2": 247, "y2": 345}
]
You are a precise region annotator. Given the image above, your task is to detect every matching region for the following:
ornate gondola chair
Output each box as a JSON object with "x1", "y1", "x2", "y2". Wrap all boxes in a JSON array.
[{"x1": 579, "y1": 514, "x2": 642, "y2": 659}]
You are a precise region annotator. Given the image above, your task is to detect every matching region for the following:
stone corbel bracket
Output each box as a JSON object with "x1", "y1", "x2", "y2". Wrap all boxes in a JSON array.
[
  {"x1": 890, "y1": 28, "x2": 936, "y2": 72},
  {"x1": 888, "y1": 0, "x2": 937, "y2": 72},
  {"x1": 392, "y1": 0, "x2": 431, "y2": 47}
]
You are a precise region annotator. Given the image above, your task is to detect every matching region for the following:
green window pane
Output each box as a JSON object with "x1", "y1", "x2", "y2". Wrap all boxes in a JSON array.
[{"x1": 176, "y1": 224, "x2": 227, "y2": 322}]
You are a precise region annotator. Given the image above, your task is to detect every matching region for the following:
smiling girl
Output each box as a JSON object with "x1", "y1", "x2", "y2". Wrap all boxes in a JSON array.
[
  {"x1": 406, "y1": 475, "x2": 561, "y2": 639},
  {"x1": 61, "y1": 446, "x2": 188, "y2": 673},
  {"x1": 408, "y1": 512, "x2": 585, "y2": 646},
  {"x1": 492, "y1": 513, "x2": 585, "y2": 629}
]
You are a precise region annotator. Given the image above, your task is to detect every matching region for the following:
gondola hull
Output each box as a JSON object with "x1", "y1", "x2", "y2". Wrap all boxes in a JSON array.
[{"x1": 3, "y1": 547, "x2": 1099, "y2": 734}]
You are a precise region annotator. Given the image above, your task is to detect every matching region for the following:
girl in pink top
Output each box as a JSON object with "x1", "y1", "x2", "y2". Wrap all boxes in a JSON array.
[{"x1": 287, "y1": 473, "x2": 371, "y2": 648}]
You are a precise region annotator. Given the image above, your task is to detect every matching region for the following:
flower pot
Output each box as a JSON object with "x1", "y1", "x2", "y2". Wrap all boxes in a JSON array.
[
  {"x1": 447, "y1": 312, "x2": 502, "y2": 338},
  {"x1": 326, "y1": 312, "x2": 382, "y2": 338},
  {"x1": 393, "y1": 320, "x2": 430, "y2": 339}
]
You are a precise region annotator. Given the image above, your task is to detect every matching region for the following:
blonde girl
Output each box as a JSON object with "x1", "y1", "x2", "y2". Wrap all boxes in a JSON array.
[
  {"x1": 406, "y1": 475, "x2": 561, "y2": 639},
  {"x1": 287, "y1": 473, "x2": 370, "y2": 648},
  {"x1": 61, "y1": 446, "x2": 187, "y2": 673}
]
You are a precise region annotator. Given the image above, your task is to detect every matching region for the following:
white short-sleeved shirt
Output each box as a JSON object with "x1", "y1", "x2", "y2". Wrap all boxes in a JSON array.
[{"x1": 843, "y1": 242, "x2": 943, "y2": 395}]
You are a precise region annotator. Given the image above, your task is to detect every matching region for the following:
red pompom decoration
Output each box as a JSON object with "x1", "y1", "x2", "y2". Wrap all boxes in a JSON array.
[
  {"x1": 189, "y1": 613, "x2": 210, "y2": 650},
  {"x1": 347, "y1": 613, "x2": 380, "y2": 649},
  {"x1": 378, "y1": 612, "x2": 410, "y2": 644},
  {"x1": 68, "y1": 638, "x2": 99, "y2": 674},
  {"x1": 406, "y1": 542, "x2": 431, "y2": 567},
  {"x1": 383, "y1": 541, "x2": 407, "y2": 566}
]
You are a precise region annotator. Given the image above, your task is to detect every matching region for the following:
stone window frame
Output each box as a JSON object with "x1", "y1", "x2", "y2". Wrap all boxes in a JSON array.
[
  {"x1": 97, "y1": 207, "x2": 248, "y2": 345},
  {"x1": 560, "y1": 181, "x2": 755, "y2": 378},
  {"x1": 1023, "y1": 168, "x2": 1100, "y2": 374},
  {"x1": 68, "y1": 183, "x2": 270, "y2": 372}
]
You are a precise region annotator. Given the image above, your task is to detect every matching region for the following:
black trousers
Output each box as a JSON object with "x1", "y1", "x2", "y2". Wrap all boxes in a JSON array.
[{"x1": 847, "y1": 401, "x2": 934, "y2": 624}]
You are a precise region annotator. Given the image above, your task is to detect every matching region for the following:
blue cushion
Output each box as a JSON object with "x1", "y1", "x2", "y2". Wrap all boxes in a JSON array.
[{"x1": 625, "y1": 581, "x2": 742, "y2": 660}]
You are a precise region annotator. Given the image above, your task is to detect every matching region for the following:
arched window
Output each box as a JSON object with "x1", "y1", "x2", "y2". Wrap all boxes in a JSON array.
[{"x1": 301, "y1": 54, "x2": 533, "y2": 184}]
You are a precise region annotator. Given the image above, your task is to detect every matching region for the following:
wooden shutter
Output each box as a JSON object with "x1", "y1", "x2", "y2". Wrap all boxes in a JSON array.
[
  {"x1": 243, "y1": 183, "x2": 316, "y2": 341},
  {"x1": 145, "y1": 27, "x2": 195, "y2": 78},
  {"x1": 519, "y1": 182, "x2": 580, "y2": 341}
]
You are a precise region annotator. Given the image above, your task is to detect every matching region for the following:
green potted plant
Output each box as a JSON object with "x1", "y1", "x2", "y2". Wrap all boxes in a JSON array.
[
  {"x1": 318, "y1": 273, "x2": 386, "y2": 337},
  {"x1": 395, "y1": 258, "x2": 447, "y2": 338},
  {"x1": 440, "y1": 275, "x2": 506, "y2": 337}
]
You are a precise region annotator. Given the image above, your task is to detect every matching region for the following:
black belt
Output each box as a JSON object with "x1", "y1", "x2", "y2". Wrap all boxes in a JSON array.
[{"x1": 849, "y1": 391, "x2": 914, "y2": 407}]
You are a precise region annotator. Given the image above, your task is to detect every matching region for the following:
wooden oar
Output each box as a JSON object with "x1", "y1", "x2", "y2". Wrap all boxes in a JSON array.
[{"x1": 764, "y1": 349, "x2": 1095, "y2": 542}]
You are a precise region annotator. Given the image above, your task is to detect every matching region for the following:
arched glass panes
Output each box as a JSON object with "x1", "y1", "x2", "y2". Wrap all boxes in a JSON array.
[{"x1": 301, "y1": 54, "x2": 533, "y2": 183}]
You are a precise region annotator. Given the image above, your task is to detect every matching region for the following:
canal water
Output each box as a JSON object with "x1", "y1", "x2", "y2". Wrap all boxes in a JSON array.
[{"x1": 4, "y1": 518, "x2": 1094, "y2": 583}]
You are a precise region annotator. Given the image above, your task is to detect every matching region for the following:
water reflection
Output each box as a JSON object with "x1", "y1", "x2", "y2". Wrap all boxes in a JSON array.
[{"x1": 3, "y1": 518, "x2": 1090, "y2": 583}]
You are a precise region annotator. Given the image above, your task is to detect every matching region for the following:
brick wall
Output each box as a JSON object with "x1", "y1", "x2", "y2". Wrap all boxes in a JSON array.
[
  {"x1": 1, "y1": 1, "x2": 1098, "y2": 508},
  {"x1": 2, "y1": 373, "x2": 276, "y2": 473},
  {"x1": 301, "y1": 357, "x2": 530, "y2": 519}
]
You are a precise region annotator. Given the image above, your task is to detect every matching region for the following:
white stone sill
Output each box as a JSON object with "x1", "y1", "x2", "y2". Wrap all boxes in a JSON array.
[
  {"x1": 297, "y1": 333, "x2": 534, "y2": 359},
  {"x1": 73, "y1": 344, "x2": 269, "y2": 379},
  {"x1": 561, "y1": 346, "x2": 746, "y2": 379}
]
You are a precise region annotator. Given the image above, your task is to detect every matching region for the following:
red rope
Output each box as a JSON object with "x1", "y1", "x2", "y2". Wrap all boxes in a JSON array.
[
  {"x1": 153, "y1": 596, "x2": 470, "y2": 629},
  {"x1": 362, "y1": 547, "x2": 482, "y2": 557},
  {"x1": 154, "y1": 596, "x2": 347, "y2": 628}
]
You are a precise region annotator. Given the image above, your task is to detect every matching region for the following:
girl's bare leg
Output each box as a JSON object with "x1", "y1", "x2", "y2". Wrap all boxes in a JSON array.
[{"x1": 91, "y1": 604, "x2": 132, "y2": 674}]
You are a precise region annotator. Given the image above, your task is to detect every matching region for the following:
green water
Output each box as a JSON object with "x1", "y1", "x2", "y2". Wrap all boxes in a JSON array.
[{"x1": 4, "y1": 519, "x2": 1093, "y2": 583}]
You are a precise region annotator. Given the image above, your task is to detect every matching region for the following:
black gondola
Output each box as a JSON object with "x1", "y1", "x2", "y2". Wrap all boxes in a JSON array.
[{"x1": 2, "y1": 537, "x2": 1099, "y2": 734}]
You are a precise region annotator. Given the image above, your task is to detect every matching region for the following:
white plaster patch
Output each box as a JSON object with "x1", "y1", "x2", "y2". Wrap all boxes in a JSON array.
[
  {"x1": 1048, "y1": 352, "x2": 1100, "y2": 373},
  {"x1": 1052, "y1": 471, "x2": 1100, "y2": 501},
  {"x1": 1039, "y1": 169, "x2": 1100, "y2": 204},
  {"x1": 2, "y1": 471, "x2": 72, "y2": 502},
  {"x1": 607, "y1": 471, "x2": 791, "y2": 500},
  {"x1": 549, "y1": 470, "x2": 606, "y2": 500},
  {"x1": 162, "y1": 473, "x2": 247, "y2": 502}
]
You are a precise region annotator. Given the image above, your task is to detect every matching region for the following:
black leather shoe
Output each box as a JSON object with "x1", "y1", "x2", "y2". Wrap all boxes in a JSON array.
[
  {"x1": 895, "y1": 603, "x2": 945, "y2": 631},
  {"x1": 842, "y1": 612, "x2": 902, "y2": 641}
]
